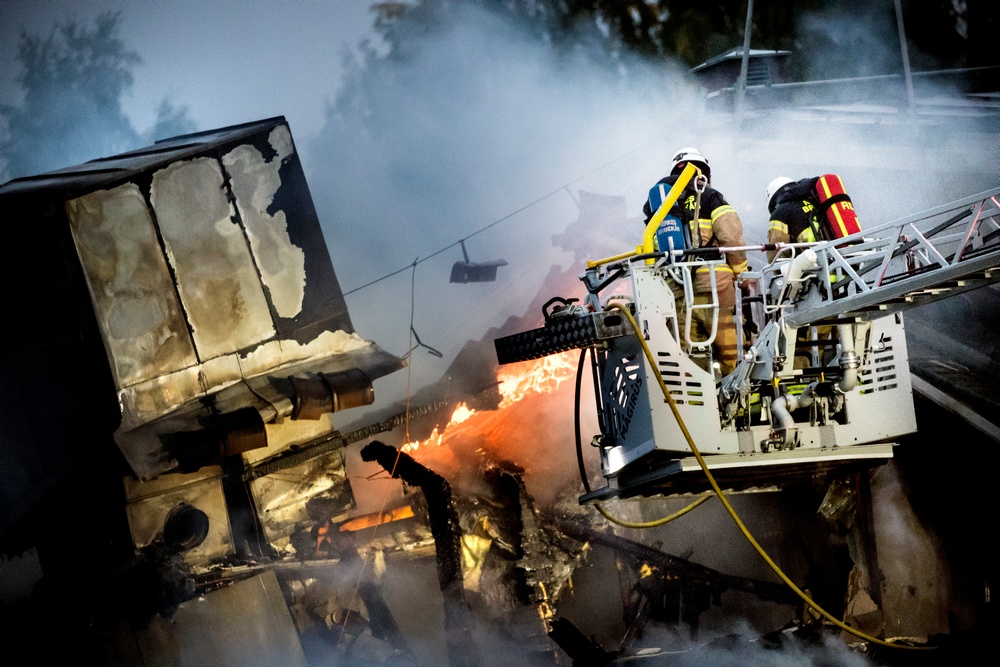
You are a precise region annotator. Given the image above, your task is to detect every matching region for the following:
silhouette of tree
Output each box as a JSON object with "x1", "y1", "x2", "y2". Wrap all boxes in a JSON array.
[
  {"x1": 146, "y1": 99, "x2": 198, "y2": 144},
  {"x1": 0, "y1": 12, "x2": 141, "y2": 180}
]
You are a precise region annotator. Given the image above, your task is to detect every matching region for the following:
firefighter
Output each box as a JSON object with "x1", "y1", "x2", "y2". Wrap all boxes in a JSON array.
[
  {"x1": 643, "y1": 147, "x2": 747, "y2": 376},
  {"x1": 765, "y1": 176, "x2": 827, "y2": 263},
  {"x1": 766, "y1": 176, "x2": 852, "y2": 368}
]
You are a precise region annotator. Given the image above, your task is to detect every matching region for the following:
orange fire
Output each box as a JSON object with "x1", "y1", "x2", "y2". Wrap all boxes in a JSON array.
[
  {"x1": 397, "y1": 349, "x2": 596, "y2": 507},
  {"x1": 497, "y1": 352, "x2": 579, "y2": 409},
  {"x1": 401, "y1": 351, "x2": 579, "y2": 454},
  {"x1": 338, "y1": 505, "x2": 415, "y2": 532},
  {"x1": 402, "y1": 402, "x2": 477, "y2": 453}
]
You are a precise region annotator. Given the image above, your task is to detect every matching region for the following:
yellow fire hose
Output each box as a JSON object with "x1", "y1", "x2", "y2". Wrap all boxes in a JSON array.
[
  {"x1": 595, "y1": 302, "x2": 930, "y2": 651},
  {"x1": 596, "y1": 493, "x2": 711, "y2": 528}
]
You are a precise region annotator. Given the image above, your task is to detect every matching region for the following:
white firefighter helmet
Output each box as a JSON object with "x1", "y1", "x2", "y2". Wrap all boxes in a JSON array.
[
  {"x1": 766, "y1": 176, "x2": 794, "y2": 213},
  {"x1": 670, "y1": 147, "x2": 710, "y2": 180}
]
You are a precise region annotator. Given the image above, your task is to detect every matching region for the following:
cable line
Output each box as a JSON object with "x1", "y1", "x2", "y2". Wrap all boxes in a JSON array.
[{"x1": 342, "y1": 136, "x2": 667, "y2": 296}]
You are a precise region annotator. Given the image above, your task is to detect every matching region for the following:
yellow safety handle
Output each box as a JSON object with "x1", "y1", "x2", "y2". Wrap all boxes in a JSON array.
[
  {"x1": 641, "y1": 162, "x2": 697, "y2": 258},
  {"x1": 585, "y1": 162, "x2": 699, "y2": 270}
]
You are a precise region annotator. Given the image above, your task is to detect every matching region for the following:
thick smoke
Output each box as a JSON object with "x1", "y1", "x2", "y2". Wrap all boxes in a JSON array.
[
  {"x1": 868, "y1": 462, "x2": 952, "y2": 639},
  {"x1": 308, "y1": 2, "x2": 704, "y2": 408},
  {"x1": 2, "y1": 2, "x2": 992, "y2": 661},
  {"x1": 307, "y1": 3, "x2": 995, "y2": 658},
  {"x1": 306, "y1": 1, "x2": 997, "y2": 417},
  {"x1": 796, "y1": 4, "x2": 903, "y2": 79}
]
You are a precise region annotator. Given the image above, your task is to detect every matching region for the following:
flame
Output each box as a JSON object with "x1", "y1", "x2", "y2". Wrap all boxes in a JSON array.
[
  {"x1": 338, "y1": 505, "x2": 415, "y2": 532},
  {"x1": 402, "y1": 401, "x2": 476, "y2": 452},
  {"x1": 400, "y1": 351, "x2": 578, "y2": 454},
  {"x1": 449, "y1": 403, "x2": 477, "y2": 425},
  {"x1": 401, "y1": 426, "x2": 442, "y2": 453},
  {"x1": 497, "y1": 352, "x2": 578, "y2": 409}
]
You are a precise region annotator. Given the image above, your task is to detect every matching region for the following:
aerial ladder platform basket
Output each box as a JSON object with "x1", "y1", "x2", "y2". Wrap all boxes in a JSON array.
[{"x1": 495, "y1": 181, "x2": 1000, "y2": 501}]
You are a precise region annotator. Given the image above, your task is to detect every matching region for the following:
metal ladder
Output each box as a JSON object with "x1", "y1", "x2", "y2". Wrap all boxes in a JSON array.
[{"x1": 764, "y1": 187, "x2": 1000, "y2": 328}]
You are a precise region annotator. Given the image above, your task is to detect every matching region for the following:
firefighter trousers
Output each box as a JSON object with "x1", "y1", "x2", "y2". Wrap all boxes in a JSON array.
[{"x1": 674, "y1": 291, "x2": 739, "y2": 377}]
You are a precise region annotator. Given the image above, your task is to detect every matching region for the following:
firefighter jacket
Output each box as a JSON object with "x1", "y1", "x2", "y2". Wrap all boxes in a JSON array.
[
  {"x1": 767, "y1": 177, "x2": 825, "y2": 262},
  {"x1": 643, "y1": 174, "x2": 747, "y2": 308}
]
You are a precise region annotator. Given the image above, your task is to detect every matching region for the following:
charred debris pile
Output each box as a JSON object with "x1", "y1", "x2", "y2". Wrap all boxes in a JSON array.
[
  {"x1": 123, "y1": 438, "x2": 857, "y2": 667},
  {"x1": 2, "y1": 118, "x2": 993, "y2": 665}
]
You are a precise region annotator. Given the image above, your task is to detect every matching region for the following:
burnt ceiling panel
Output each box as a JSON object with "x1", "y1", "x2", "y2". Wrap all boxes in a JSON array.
[
  {"x1": 66, "y1": 182, "x2": 198, "y2": 388},
  {"x1": 1, "y1": 117, "x2": 403, "y2": 486},
  {"x1": 222, "y1": 124, "x2": 306, "y2": 320},
  {"x1": 150, "y1": 157, "x2": 276, "y2": 358}
]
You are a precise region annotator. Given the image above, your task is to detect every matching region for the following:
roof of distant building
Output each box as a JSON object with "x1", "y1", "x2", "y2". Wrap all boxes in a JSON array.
[{"x1": 691, "y1": 47, "x2": 792, "y2": 74}]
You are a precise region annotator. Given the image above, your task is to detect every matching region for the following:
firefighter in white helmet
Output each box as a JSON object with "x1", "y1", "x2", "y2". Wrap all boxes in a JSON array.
[
  {"x1": 643, "y1": 147, "x2": 747, "y2": 376},
  {"x1": 767, "y1": 175, "x2": 865, "y2": 367},
  {"x1": 766, "y1": 175, "x2": 830, "y2": 262}
]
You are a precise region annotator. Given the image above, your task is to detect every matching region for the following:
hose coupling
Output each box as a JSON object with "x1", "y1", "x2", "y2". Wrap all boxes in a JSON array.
[{"x1": 839, "y1": 350, "x2": 860, "y2": 370}]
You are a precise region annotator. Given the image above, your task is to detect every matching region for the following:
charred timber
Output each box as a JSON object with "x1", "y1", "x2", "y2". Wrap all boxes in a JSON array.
[
  {"x1": 360, "y1": 440, "x2": 480, "y2": 667},
  {"x1": 245, "y1": 399, "x2": 452, "y2": 481},
  {"x1": 547, "y1": 617, "x2": 618, "y2": 667},
  {"x1": 546, "y1": 515, "x2": 798, "y2": 607}
]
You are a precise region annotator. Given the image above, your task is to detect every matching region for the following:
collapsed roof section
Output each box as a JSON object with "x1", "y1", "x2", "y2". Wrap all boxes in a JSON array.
[{"x1": 0, "y1": 117, "x2": 403, "y2": 482}]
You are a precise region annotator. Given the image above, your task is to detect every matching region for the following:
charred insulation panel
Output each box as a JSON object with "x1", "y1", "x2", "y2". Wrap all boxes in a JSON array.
[
  {"x1": 124, "y1": 466, "x2": 235, "y2": 566},
  {"x1": 66, "y1": 181, "x2": 200, "y2": 388},
  {"x1": 57, "y1": 119, "x2": 353, "y2": 394},
  {"x1": 0, "y1": 118, "x2": 402, "y2": 536}
]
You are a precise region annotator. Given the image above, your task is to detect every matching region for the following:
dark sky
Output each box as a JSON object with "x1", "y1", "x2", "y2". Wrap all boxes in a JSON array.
[{"x1": 0, "y1": 0, "x2": 379, "y2": 137}]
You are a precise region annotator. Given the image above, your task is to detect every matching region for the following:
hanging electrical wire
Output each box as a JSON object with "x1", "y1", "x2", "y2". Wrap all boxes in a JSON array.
[
  {"x1": 339, "y1": 258, "x2": 425, "y2": 648},
  {"x1": 342, "y1": 136, "x2": 667, "y2": 297}
]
